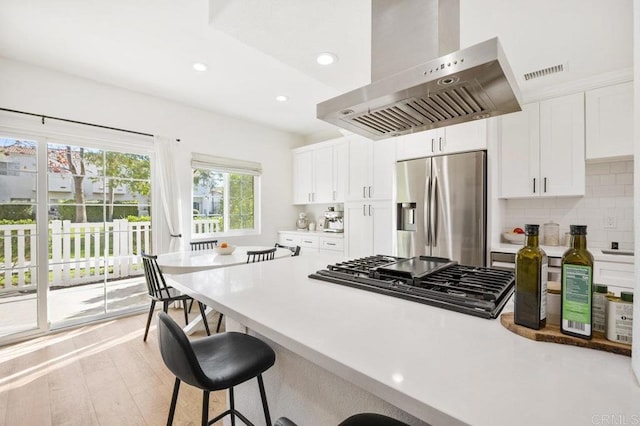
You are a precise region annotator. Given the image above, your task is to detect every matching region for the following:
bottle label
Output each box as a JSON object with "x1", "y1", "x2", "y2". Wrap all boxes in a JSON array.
[
  {"x1": 540, "y1": 263, "x2": 548, "y2": 320},
  {"x1": 592, "y1": 293, "x2": 607, "y2": 333},
  {"x1": 561, "y1": 264, "x2": 592, "y2": 336}
]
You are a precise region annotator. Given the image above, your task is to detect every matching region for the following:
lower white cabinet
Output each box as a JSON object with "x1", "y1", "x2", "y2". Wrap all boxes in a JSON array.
[
  {"x1": 594, "y1": 260, "x2": 635, "y2": 295},
  {"x1": 278, "y1": 231, "x2": 344, "y2": 254},
  {"x1": 345, "y1": 201, "x2": 393, "y2": 258}
]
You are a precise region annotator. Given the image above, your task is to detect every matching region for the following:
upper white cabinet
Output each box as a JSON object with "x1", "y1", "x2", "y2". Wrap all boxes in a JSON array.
[
  {"x1": 498, "y1": 93, "x2": 585, "y2": 198},
  {"x1": 293, "y1": 139, "x2": 346, "y2": 205},
  {"x1": 346, "y1": 135, "x2": 395, "y2": 201},
  {"x1": 586, "y1": 81, "x2": 633, "y2": 160},
  {"x1": 396, "y1": 120, "x2": 487, "y2": 161}
]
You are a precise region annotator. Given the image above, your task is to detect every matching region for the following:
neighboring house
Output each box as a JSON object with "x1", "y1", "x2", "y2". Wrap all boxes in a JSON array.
[{"x1": 0, "y1": 140, "x2": 150, "y2": 217}]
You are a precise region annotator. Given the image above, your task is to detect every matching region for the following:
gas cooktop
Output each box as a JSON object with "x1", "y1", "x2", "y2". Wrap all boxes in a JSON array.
[{"x1": 309, "y1": 255, "x2": 515, "y2": 319}]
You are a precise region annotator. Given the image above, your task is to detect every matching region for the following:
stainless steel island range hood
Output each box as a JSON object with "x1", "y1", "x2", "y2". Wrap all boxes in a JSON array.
[{"x1": 317, "y1": 0, "x2": 521, "y2": 140}]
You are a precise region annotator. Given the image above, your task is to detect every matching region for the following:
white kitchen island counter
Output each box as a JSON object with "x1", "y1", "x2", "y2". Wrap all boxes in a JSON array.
[{"x1": 166, "y1": 253, "x2": 640, "y2": 426}]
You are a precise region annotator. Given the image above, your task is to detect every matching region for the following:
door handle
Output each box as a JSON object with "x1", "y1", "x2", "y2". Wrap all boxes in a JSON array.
[
  {"x1": 425, "y1": 175, "x2": 431, "y2": 246},
  {"x1": 431, "y1": 138, "x2": 435, "y2": 153},
  {"x1": 544, "y1": 177, "x2": 547, "y2": 193},
  {"x1": 533, "y1": 178, "x2": 536, "y2": 194},
  {"x1": 368, "y1": 204, "x2": 372, "y2": 216},
  {"x1": 439, "y1": 137, "x2": 443, "y2": 152},
  {"x1": 333, "y1": 190, "x2": 336, "y2": 201},
  {"x1": 431, "y1": 176, "x2": 438, "y2": 247},
  {"x1": 363, "y1": 204, "x2": 366, "y2": 216},
  {"x1": 368, "y1": 186, "x2": 372, "y2": 198},
  {"x1": 362, "y1": 186, "x2": 366, "y2": 198}
]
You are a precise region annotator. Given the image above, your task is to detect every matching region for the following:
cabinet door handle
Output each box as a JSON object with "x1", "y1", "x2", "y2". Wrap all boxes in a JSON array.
[
  {"x1": 308, "y1": 193, "x2": 311, "y2": 202},
  {"x1": 326, "y1": 242, "x2": 336, "y2": 246},
  {"x1": 312, "y1": 192, "x2": 315, "y2": 202},
  {"x1": 304, "y1": 240, "x2": 313, "y2": 243},
  {"x1": 533, "y1": 178, "x2": 536, "y2": 194},
  {"x1": 544, "y1": 177, "x2": 547, "y2": 193},
  {"x1": 363, "y1": 204, "x2": 366, "y2": 216},
  {"x1": 431, "y1": 138, "x2": 435, "y2": 153},
  {"x1": 439, "y1": 137, "x2": 443, "y2": 152},
  {"x1": 368, "y1": 204, "x2": 372, "y2": 216},
  {"x1": 362, "y1": 186, "x2": 366, "y2": 198},
  {"x1": 368, "y1": 186, "x2": 372, "y2": 198},
  {"x1": 333, "y1": 190, "x2": 336, "y2": 201}
]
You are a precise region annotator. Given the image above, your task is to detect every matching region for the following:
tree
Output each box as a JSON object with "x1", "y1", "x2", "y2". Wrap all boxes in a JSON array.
[
  {"x1": 84, "y1": 151, "x2": 150, "y2": 221},
  {"x1": 48, "y1": 145, "x2": 89, "y2": 222}
]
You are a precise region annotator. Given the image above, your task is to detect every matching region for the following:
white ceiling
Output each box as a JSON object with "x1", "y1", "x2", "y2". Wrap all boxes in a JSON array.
[{"x1": 0, "y1": 0, "x2": 632, "y2": 139}]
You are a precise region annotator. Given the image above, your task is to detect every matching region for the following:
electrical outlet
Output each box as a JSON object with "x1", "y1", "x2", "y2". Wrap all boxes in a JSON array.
[{"x1": 604, "y1": 216, "x2": 617, "y2": 229}]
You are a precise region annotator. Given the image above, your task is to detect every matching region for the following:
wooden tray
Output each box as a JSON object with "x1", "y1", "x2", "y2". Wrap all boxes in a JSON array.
[{"x1": 500, "y1": 312, "x2": 631, "y2": 357}]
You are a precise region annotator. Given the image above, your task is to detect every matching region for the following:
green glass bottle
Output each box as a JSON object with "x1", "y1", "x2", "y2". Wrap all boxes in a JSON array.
[
  {"x1": 515, "y1": 224, "x2": 548, "y2": 330},
  {"x1": 561, "y1": 225, "x2": 594, "y2": 339}
]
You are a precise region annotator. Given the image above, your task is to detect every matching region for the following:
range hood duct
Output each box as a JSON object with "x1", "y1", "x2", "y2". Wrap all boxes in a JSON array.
[{"x1": 317, "y1": 0, "x2": 521, "y2": 140}]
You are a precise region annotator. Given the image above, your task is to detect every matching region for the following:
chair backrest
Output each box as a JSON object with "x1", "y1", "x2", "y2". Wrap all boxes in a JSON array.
[
  {"x1": 141, "y1": 252, "x2": 172, "y2": 299},
  {"x1": 157, "y1": 311, "x2": 208, "y2": 388},
  {"x1": 246, "y1": 247, "x2": 277, "y2": 263},
  {"x1": 190, "y1": 240, "x2": 218, "y2": 251},
  {"x1": 274, "y1": 243, "x2": 301, "y2": 256}
]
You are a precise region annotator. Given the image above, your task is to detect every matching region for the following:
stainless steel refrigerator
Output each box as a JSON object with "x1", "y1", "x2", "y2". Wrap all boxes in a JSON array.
[{"x1": 396, "y1": 151, "x2": 486, "y2": 266}]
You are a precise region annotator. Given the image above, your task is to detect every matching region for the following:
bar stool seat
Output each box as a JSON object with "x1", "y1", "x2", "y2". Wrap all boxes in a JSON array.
[{"x1": 274, "y1": 413, "x2": 408, "y2": 426}]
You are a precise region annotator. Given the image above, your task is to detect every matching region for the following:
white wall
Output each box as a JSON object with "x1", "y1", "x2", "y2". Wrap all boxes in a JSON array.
[
  {"x1": 0, "y1": 57, "x2": 303, "y2": 252},
  {"x1": 502, "y1": 160, "x2": 634, "y2": 250}
]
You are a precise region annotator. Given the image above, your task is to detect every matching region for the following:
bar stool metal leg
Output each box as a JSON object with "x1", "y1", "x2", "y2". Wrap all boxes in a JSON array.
[
  {"x1": 168, "y1": 378, "x2": 180, "y2": 425},
  {"x1": 257, "y1": 374, "x2": 272, "y2": 425},
  {"x1": 202, "y1": 391, "x2": 209, "y2": 426}
]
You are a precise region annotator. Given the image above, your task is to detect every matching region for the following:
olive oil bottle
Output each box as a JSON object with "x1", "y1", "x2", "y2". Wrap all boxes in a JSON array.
[
  {"x1": 515, "y1": 224, "x2": 548, "y2": 329},
  {"x1": 561, "y1": 225, "x2": 594, "y2": 339}
]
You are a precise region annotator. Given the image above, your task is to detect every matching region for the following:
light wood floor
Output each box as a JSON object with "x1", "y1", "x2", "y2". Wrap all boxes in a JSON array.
[{"x1": 0, "y1": 309, "x2": 226, "y2": 426}]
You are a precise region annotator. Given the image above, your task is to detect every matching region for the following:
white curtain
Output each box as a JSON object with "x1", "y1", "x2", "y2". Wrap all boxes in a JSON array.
[{"x1": 154, "y1": 135, "x2": 183, "y2": 252}]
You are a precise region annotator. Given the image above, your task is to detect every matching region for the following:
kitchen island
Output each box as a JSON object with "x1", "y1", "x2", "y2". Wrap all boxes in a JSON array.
[{"x1": 166, "y1": 253, "x2": 640, "y2": 426}]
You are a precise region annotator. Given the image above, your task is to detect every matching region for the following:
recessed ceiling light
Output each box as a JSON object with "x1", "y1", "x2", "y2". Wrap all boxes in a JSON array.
[
  {"x1": 193, "y1": 63, "x2": 208, "y2": 72},
  {"x1": 316, "y1": 52, "x2": 338, "y2": 65},
  {"x1": 275, "y1": 95, "x2": 288, "y2": 102}
]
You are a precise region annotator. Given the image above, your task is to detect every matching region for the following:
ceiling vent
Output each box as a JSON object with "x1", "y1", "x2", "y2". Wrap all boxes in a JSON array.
[{"x1": 523, "y1": 64, "x2": 565, "y2": 81}]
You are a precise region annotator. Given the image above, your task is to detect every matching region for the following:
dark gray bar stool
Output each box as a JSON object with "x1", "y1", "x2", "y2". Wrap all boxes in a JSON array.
[{"x1": 158, "y1": 312, "x2": 276, "y2": 426}]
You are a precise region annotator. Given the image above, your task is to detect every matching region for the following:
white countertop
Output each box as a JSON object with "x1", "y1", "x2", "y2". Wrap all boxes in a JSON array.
[
  {"x1": 492, "y1": 243, "x2": 635, "y2": 263},
  {"x1": 167, "y1": 254, "x2": 640, "y2": 426}
]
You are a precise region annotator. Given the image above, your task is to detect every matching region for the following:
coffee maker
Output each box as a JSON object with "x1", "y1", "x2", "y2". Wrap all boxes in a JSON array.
[{"x1": 322, "y1": 208, "x2": 344, "y2": 233}]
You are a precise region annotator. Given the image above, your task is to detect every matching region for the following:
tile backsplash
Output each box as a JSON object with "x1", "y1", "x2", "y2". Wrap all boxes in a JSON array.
[{"x1": 504, "y1": 159, "x2": 634, "y2": 250}]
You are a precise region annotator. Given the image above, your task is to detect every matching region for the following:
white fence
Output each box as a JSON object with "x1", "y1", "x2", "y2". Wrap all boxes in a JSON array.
[
  {"x1": 192, "y1": 217, "x2": 221, "y2": 234},
  {"x1": 0, "y1": 219, "x2": 152, "y2": 293}
]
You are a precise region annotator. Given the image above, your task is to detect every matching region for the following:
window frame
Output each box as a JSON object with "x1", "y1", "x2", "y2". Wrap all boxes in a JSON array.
[{"x1": 191, "y1": 154, "x2": 261, "y2": 239}]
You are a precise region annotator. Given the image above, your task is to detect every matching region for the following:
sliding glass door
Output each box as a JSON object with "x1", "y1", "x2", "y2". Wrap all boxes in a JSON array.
[
  {"x1": 47, "y1": 141, "x2": 152, "y2": 327},
  {"x1": 0, "y1": 137, "x2": 40, "y2": 337},
  {"x1": 0, "y1": 132, "x2": 153, "y2": 341}
]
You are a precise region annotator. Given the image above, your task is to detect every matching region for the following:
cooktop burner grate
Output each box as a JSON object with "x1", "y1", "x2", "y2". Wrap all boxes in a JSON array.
[{"x1": 309, "y1": 255, "x2": 515, "y2": 319}]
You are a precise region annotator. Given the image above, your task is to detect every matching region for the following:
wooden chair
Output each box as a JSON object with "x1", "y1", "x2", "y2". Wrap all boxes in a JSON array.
[
  {"x1": 246, "y1": 247, "x2": 277, "y2": 263},
  {"x1": 157, "y1": 312, "x2": 275, "y2": 426},
  {"x1": 190, "y1": 239, "x2": 218, "y2": 250},
  {"x1": 141, "y1": 253, "x2": 210, "y2": 341},
  {"x1": 274, "y1": 243, "x2": 301, "y2": 256}
]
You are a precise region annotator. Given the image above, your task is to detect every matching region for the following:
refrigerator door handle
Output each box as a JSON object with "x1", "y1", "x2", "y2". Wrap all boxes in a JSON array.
[
  {"x1": 425, "y1": 175, "x2": 431, "y2": 246},
  {"x1": 431, "y1": 176, "x2": 438, "y2": 247}
]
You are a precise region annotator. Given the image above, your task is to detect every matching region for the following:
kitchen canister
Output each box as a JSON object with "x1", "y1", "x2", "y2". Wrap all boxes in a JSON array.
[
  {"x1": 546, "y1": 280, "x2": 561, "y2": 326},
  {"x1": 543, "y1": 222, "x2": 560, "y2": 246}
]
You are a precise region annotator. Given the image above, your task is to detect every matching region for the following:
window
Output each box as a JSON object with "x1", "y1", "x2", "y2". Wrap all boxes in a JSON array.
[{"x1": 191, "y1": 153, "x2": 261, "y2": 237}]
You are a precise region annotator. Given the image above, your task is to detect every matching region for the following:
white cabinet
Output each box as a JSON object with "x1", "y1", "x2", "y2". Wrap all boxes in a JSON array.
[
  {"x1": 345, "y1": 201, "x2": 393, "y2": 258},
  {"x1": 346, "y1": 135, "x2": 395, "y2": 201},
  {"x1": 396, "y1": 120, "x2": 487, "y2": 161},
  {"x1": 586, "y1": 81, "x2": 633, "y2": 160},
  {"x1": 293, "y1": 139, "x2": 347, "y2": 205},
  {"x1": 498, "y1": 93, "x2": 585, "y2": 198},
  {"x1": 278, "y1": 231, "x2": 344, "y2": 254},
  {"x1": 594, "y1": 260, "x2": 635, "y2": 295}
]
